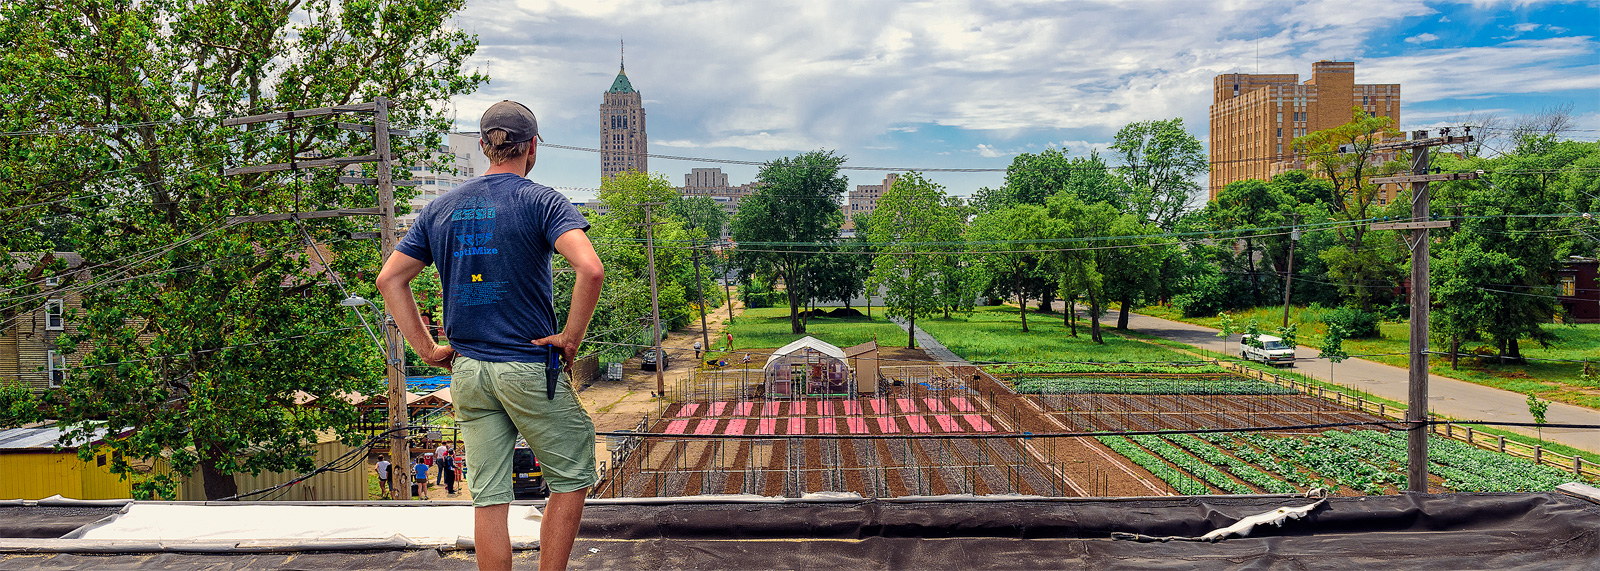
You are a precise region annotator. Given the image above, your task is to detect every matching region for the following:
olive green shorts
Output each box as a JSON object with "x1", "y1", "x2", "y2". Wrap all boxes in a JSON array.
[{"x1": 451, "y1": 355, "x2": 598, "y2": 507}]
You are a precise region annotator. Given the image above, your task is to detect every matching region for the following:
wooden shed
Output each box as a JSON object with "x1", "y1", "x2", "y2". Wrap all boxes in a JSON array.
[
  {"x1": 844, "y1": 340, "x2": 881, "y2": 396},
  {"x1": 0, "y1": 424, "x2": 140, "y2": 500}
]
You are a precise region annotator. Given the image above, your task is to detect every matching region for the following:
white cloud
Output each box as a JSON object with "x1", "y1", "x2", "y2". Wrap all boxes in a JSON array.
[
  {"x1": 449, "y1": 0, "x2": 1599, "y2": 181},
  {"x1": 1512, "y1": 22, "x2": 1542, "y2": 32},
  {"x1": 1362, "y1": 37, "x2": 1600, "y2": 101}
]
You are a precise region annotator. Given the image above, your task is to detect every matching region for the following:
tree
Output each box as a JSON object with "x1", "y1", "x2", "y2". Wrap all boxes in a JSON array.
[
  {"x1": 1111, "y1": 118, "x2": 1207, "y2": 231},
  {"x1": 1205, "y1": 179, "x2": 1291, "y2": 305},
  {"x1": 730, "y1": 151, "x2": 848, "y2": 333},
  {"x1": 1429, "y1": 140, "x2": 1593, "y2": 364},
  {"x1": 867, "y1": 172, "x2": 961, "y2": 348},
  {"x1": 1295, "y1": 108, "x2": 1406, "y2": 310},
  {"x1": 0, "y1": 0, "x2": 485, "y2": 499},
  {"x1": 1046, "y1": 194, "x2": 1132, "y2": 344},
  {"x1": 969, "y1": 204, "x2": 1054, "y2": 332}
]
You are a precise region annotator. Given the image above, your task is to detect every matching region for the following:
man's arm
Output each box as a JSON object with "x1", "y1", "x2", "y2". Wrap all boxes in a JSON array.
[
  {"x1": 533, "y1": 228, "x2": 604, "y2": 370},
  {"x1": 376, "y1": 251, "x2": 456, "y2": 370}
]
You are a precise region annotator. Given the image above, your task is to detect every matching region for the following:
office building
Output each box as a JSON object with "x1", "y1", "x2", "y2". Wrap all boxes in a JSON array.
[{"x1": 601, "y1": 54, "x2": 648, "y2": 180}]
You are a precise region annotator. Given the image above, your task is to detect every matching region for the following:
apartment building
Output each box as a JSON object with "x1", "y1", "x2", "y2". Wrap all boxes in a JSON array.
[
  {"x1": 1, "y1": 253, "x2": 86, "y2": 393},
  {"x1": 1208, "y1": 61, "x2": 1400, "y2": 199}
]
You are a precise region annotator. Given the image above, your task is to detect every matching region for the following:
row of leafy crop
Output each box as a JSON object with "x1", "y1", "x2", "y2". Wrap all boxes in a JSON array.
[
  {"x1": 1334, "y1": 430, "x2": 1572, "y2": 492},
  {"x1": 1095, "y1": 435, "x2": 1210, "y2": 495},
  {"x1": 1013, "y1": 377, "x2": 1295, "y2": 395},
  {"x1": 987, "y1": 363, "x2": 1229, "y2": 376}
]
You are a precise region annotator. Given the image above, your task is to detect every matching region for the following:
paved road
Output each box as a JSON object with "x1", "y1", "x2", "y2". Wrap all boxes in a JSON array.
[{"x1": 1121, "y1": 311, "x2": 1600, "y2": 454}]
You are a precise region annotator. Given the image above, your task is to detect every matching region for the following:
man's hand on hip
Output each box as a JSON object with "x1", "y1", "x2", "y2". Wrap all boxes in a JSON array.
[
  {"x1": 422, "y1": 344, "x2": 457, "y2": 372},
  {"x1": 532, "y1": 332, "x2": 579, "y2": 372}
]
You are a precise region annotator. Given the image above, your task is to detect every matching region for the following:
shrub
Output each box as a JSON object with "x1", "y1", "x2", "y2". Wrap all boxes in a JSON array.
[{"x1": 1322, "y1": 306, "x2": 1380, "y2": 339}]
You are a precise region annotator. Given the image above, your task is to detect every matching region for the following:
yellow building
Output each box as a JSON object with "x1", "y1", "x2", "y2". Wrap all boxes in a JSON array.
[
  {"x1": 1208, "y1": 61, "x2": 1401, "y2": 199},
  {"x1": 1, "y1": 424, "x2": 368, "y2": 501},
  {"x1": 0, "y1": 424, "x2": 138, "y2": 500}
]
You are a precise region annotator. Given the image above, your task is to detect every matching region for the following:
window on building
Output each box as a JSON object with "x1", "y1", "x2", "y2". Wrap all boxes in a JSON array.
[
  {"x1": 1561, "y1": 275, "x2": 1577, "y2": 297},
  {"x1": 1277, "y1": 128, "x2": 1283, "y2": 138},
  {"x1": 1277, "y1": 112, "x2": 1283, "y2": 123},
  {"x1": 45, "y1": 299, "x2": 64, "y2": 330},
  {"x1": 1363, "y1": 96, "x2": 1369, "y2": 105},
  {"x1": 47, "y1": 350, "x2": 66, "y2": 387}
]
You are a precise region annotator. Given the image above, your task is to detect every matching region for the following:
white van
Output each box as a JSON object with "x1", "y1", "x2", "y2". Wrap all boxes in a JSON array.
[{"x1": 1241, "y1": 334, "x2": 1296, "y2": 367}]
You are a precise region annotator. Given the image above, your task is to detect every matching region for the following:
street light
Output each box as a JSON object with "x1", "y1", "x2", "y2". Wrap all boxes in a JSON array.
[{"x1": 340, "y1": 295, "x2": 391, "y2": 363}]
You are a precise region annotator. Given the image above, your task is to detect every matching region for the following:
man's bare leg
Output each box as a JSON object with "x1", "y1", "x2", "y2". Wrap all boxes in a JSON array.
[
  {"x1": 539, "y1": 489, "x2": 588, "y2": 571},
  {"x1": 474, "y1": 504, "x2": 512, "y2": 571}
]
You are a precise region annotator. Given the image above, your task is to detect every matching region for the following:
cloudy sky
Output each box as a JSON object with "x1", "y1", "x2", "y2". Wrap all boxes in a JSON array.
[{"x1": 446, "y1": 0, "x2": 1600, "y2": 201}]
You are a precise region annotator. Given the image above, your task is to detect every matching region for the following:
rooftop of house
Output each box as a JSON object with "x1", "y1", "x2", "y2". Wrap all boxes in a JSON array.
[{"x1": 3, "y1": 486, "x2": 1598, "y2": 570}]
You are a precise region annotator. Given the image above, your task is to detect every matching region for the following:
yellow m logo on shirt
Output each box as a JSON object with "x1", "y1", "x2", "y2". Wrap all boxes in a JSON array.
[{"x1": 471, "y1": 274, "x2": 483, "y2": 282}]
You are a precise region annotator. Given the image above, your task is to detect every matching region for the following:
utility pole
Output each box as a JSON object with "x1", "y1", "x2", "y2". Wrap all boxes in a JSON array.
[
  {"x1": 372, "y1": 96, "x2": 412, "y2": 501},
  {"x1": 1368, "y1": 129, "x2": 1476, "y2": 493},
  {"x1": 693, "y1": 239, "x2": 710, "y2": 359},
  {"x1": 221, "y1": 99, "x2": 416, "y2": 498},
  {"x1": 1281, "y1": 212, "x2": 1302, "y2": 328},
  {"x1": 723, "y1": 241, "x2": 735, "y2": 322},
  {"x1": 636, "y1": 202, "x2": 668, "y2": 397}
]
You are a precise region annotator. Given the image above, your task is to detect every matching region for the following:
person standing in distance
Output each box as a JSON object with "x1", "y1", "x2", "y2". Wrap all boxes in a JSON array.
[{"x1": 377, "y1": 100, "x2": 603, "y2": 571}]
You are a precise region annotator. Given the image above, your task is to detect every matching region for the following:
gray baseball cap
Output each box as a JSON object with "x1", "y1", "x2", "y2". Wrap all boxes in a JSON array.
[{"x1": 479, "y1": 100, "x2": 543, "y2": 144}]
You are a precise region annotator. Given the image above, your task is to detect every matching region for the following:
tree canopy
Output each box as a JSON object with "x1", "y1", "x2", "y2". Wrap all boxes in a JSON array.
[
  {"x1": 729, "y1": 150, "x2": 848, "y2": 333},
  {"x1": 0, "y1": 0, "x2": 484, "y2": 499}
]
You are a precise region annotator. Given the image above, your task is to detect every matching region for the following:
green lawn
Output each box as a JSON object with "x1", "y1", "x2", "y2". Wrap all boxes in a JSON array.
[
  {"x1": 724, "y1": 307, "x2": 909, "y2": 350},
  {"x1": 1135, "y1": 304, "x2": 1600, "y2": 409},
  {"x1": 911, "y1": 306, "x2": 1196, "y2": 364}
]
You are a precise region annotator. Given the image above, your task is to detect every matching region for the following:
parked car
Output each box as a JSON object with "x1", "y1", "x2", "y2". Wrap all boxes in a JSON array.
[
  {"x1": 641, "y1": 349, "x2": 669, "y2": 371},
  {"x1": 512, "y1": 444, "x2": 550, "y2": 500},
  {"x1": 1241, "y1": 334, "x2": 1296, "y2": 367}
]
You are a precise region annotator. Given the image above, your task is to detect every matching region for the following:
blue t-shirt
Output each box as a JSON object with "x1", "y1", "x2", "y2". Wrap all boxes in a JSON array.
[
  {"x1": 414, "y1": 462, "x2": 428, "y2": 480},
  {"x1": 396, "y1": 173, "x2": 590, "y2": 363}
]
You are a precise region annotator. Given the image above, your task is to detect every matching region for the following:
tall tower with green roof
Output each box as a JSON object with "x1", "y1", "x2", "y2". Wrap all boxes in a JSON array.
[{"x1": 600, "y1": 41, "x2": 647, "y2": 180}]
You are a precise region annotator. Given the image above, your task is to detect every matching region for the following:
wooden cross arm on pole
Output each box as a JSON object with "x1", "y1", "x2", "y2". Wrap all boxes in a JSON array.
[
  {"x1": 223, "y1": 154, "x2": 395, "y2": 177},
  {"x1": 226, "y1": 207, "x2": 381, "y2": 225},
  {"x1": 1370, "y1": 135, "x2": 1474, "y2": 152},
  {"x1": 335, "y1": 122, "x2": 412, "y2": 137},
  {"x1": 222, "y1": 103, "x2": 377, "y2": 126},
  {"x1": 1370, "y1": 172, "x2": 1481, "y2": 185},
  {"x1": 1370, "y1": 220, "x2": 1452, "y2": 231},
  {"x1": 339, "y1": 176, "x2": 420, "y2": 187}
]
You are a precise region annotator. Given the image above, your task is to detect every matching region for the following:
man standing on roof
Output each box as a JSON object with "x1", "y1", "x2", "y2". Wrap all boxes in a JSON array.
[{"x1": 378, "y1": 100, "x2": 603, "y2": 571}]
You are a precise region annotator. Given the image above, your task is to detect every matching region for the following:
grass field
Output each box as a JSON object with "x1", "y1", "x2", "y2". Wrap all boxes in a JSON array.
[
  {"x1": 1134, "y1": 304, "x2": 1600, "y2": 409},
  {"x1": 910, "y1": 306, "x2": 1196, "y2": 364},
  {"x1": 723, "y1": 307, "x2": 909, "y2": 350}
]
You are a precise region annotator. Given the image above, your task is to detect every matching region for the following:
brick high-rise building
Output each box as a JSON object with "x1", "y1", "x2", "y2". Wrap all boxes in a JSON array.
[
  {"x1": 600, "y1": 52, "x2": 647, "y2": 180},
  {"x1": 1208, "y1": 61, "x2": 1399, "y2": 199},
  {"x1": 679, "y1": 167, "x2": 755, "y2": 218},
  {"x1": 848, "y1": 173, "x2": 898, "y2": 220}
]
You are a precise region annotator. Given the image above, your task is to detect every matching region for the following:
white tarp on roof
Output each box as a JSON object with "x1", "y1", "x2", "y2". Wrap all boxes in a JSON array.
[
  {"x1": 76, "y1": 504, "x2": 541, "y2": 546},
  {"x1": 763, "y1": 336, "x2": 847, "y2": 370}
]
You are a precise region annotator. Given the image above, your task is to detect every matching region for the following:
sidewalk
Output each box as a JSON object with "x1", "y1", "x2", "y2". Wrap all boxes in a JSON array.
[
  {"x1": 1122, "y1": 310, "x2": 1600, "y2": 454},
  {"x1": 890, "y1": 318, "x2": 966, "y2": 365}
]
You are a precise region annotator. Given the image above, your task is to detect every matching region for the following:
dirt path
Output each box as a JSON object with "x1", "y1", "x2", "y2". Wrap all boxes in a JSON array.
[{"x1": 580, "y1": 299, "x2": 746, "y2": 470}]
